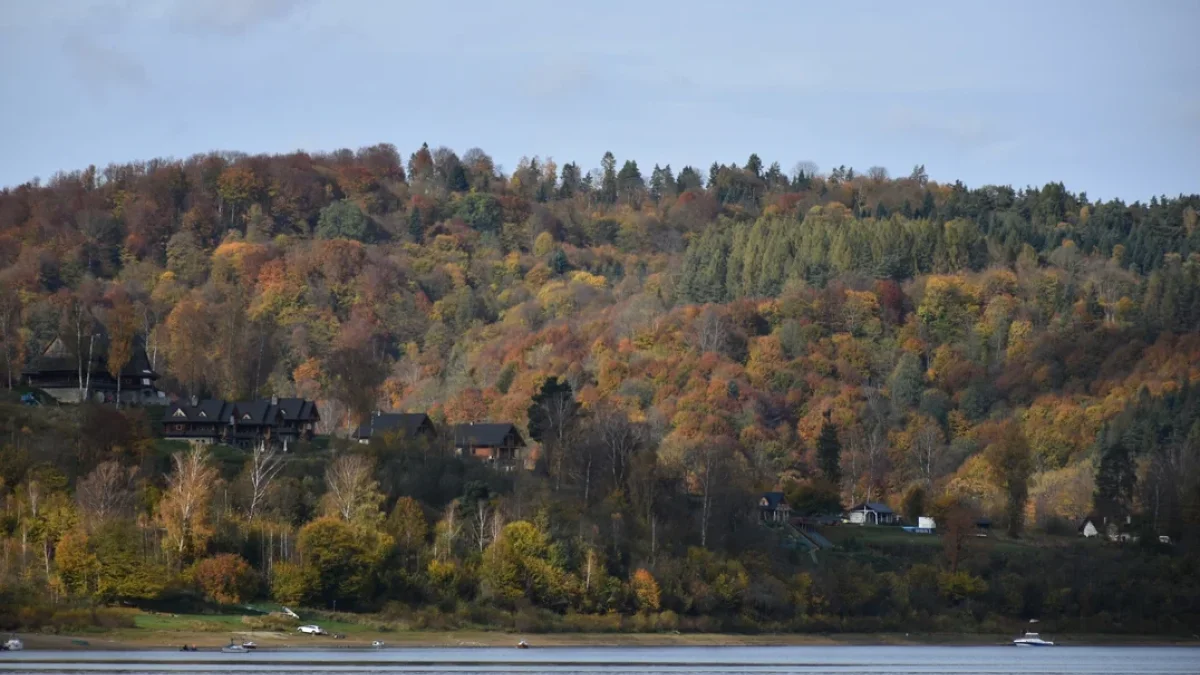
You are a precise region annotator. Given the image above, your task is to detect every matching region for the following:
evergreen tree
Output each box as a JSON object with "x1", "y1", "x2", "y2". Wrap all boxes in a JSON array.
[
  {"x1": 549, "y1": 249, "x2": 569, "y2": 274},
  {"x1": 559, "y1": 162, "x2": 581, "y2": 198},
  {"x1": 617, "y1": 160, "x2": 645, "y2": 205},
  {"x1": 600, "y1": 152, "x2": 617, "y2": 204},
  {"x1": 744, "y1": 153, "x2": 763, "y2": 177},
  {"x1": 1095, "y1": 436, "x2": 1136, "y2": 520},
  {"x1": 817, "y1": 420, "x2": 842, "y2": 485},
  {"x1": 649, "y1": 164, "x2": 666, "y2": 203},
  {"x1": 677, "y1": 166, "x2": 703, "y2": 192},
  {"x1": 449, "y1": 163, "x2": 469, "y2": 192},
  {"x1": 408, "y1": 206, "x2": 423, "y2": 243}
]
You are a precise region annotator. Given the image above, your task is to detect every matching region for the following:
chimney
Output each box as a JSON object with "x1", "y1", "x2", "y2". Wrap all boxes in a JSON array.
[
  {"x1": 190, "y1": 395, "x2": 198, "y2": 407},
  {"x1": 271, "y1": 394, "x2": 279, "y2": 406}
]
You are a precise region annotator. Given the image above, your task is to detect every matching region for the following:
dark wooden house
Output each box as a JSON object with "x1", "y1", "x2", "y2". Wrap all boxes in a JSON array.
[
  {"x1": 163, "y1": 396, "x2": 319, "y2": 449},
  {"x1": 352, "y1": 412, "x2": 436, "y2": 443},
  {"x1": 453, "y1": 423, "x2": 524, "y2": 470},
  {"x1": 22, "y1": 335, "x2": 165, "y2": 405},
  {"x1": 759, "y1": 491, "x2": 792, "y2": 523}
]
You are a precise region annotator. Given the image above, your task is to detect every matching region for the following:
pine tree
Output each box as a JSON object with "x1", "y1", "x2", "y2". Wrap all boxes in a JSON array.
[
  {"x1": 744, "y1": 153, "x2": 763, "y2": 177},
  {"x1": 649, "y1": 164, "x2": 665, "y2": 203},
  {"x1": 408, "y1": 206, "x2": 423, "y2": 243},
  {"x1": 600, "y1": 152, "x2": 617, "y2": 204},
  {"x1": 617, "y1": 160, "x2": 645, "y2": 205},
  {"x1": 677, "y1": 166, "x2": 703, "y2": 192},
  {"x1": 817, "y1": 420, "x2": 842, "y2": 485}
]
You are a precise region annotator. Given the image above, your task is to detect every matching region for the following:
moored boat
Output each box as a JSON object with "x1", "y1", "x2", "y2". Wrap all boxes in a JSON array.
[
  {"x1": 1, "y1": 637, "x2": 23, "y2": 651},
  {"x1": 1013, "y1": 631, "x2": 1054, "y2": 646}
]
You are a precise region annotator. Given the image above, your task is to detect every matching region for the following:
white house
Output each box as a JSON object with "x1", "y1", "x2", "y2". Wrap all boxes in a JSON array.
[{"x1": 847, "y1": 502, "x2": 897, "y2": 525}]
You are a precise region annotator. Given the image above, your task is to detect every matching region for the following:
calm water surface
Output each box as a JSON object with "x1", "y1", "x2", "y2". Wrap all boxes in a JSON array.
[{"x1": 2, "y1": 646, "x2": 1198, "y2": 674}]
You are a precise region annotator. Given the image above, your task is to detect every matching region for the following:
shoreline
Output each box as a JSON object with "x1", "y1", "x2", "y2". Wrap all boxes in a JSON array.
[{"x1": 13, "y1": 631, "x2": 1200, "y2": 651}]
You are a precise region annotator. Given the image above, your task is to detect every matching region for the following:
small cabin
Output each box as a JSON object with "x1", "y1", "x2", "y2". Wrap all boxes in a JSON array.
[
  {"x1": 353, "y1": 412, "x2": 436, "y2": 443},
  {"x1": 759, "y1": 492, "x2": 792, "y2": 523},
  {"x1": 453, "y1": 423, "x2": 524, "y2": 470},
  {"x1": 847, "y1": 502, "x2": 897, "y2": 525}
]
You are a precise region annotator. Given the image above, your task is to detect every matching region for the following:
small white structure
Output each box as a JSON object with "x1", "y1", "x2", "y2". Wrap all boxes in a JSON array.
[
  {"x1": 918, "y1": 516, "x2": 936, "y2": 530},
  {"x1": 1079, "y1": 517, "x2": 1100, "y2": 538},
  {"x1": 847, "y1": 502, "x2": 897, "y2": 525}
]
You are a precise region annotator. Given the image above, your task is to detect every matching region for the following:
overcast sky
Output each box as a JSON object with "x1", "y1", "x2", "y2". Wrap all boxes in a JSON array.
[{"x1": 1, "y1": 0, "x2": 1197, "y2": 201}]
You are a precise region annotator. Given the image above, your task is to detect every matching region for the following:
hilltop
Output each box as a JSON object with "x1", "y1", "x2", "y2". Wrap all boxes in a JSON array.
[{"x1": 1, "y1": 145, "x2": 1199, "y2": 635}]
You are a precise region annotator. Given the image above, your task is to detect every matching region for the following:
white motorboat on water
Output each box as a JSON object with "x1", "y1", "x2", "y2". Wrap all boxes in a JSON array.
[
  {"x1": 1, "y1": 638, "x2": 23, "y2": 651},
  {"x1": 221, "y1": 639, "x2": 250, "y2": 653},
  {"x1": 372, "y1": 640, "x2": 385, "y2": 648},
  {"x1": 1013, "y1": 631, "x2": 1054, "y2": 646}
]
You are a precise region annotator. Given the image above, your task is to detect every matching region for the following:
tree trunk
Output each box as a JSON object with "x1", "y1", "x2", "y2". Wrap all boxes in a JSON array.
[{"x1": 83, "y1": 333, "x2": 96, "y2": 403}]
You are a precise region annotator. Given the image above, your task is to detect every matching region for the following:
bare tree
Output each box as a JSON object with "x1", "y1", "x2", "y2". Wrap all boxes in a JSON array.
[
  {"x1": 867, "y1": 166, "x2": 890, "y2": 182},
  {"x1": 792, "y1": 160, "x2": 820, "y2": 180},
  {"x1": 594, "y1": 406, "x2": 645, "y2": 488},
  {"x1": 692, "y1": 307, "x2": 729, "y2": 355},
  {"x1": 157, "y1": 446, "x2": 218, "y2": 561},
  {"x1": 686, "y1": 441, "x2": 735, "y2": 549},
  {"x1": 434, "y1": 500, "x2": 461, "y2": 562},
  {"x1": 528, "y1": 379, "x2": 581, "y2": 491},
  {"x1": 471, "y1": 498, "x2": 493, "y2": 553},
  {"x1": 247, "y1": 442, "x2": 285, "y2": 522},
  {"x1": 0, "y1": 287, "x2": 22, "y2": 390},
  {"x1": 76, "y1": 461, "x2": 137, "y2": 528},
  {"x1": 912, "y1": 417, "x2": 946, "y2": 484},
  {"x1": 323, "y1": 454, "x2": 381, "y2": 523}
]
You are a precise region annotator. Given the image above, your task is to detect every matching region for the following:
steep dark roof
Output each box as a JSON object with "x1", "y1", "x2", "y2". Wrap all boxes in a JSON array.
[
  {"x1": 761, "y1": 491, "x2": 789, "y2": 510},
  {"x1": 232, "y1": 399, "x2": 283, "y2": 426},
  {"x1": 167, "y1": 399, "x2": 234, "y2": 423},
  {"x1": 276, "y1": 397, "x2": 319, "y2": 422},
  {"x1": 849, "y1": 502, "x2": 894, "y2": 514},
  {"x1": 24, "y1": 335, "x2": 158, "y2": 379},
  {"x1": 353, "y1": 412, "x2": 432, "y2": 440},
  {"x1": 453, "y1": 423, "x2": 523, "y2": 447}
]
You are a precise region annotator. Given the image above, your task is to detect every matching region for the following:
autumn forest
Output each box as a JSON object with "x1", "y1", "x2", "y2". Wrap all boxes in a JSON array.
[{"x1": 1, "y1": 144, "x2": 1199, "y2": 635}]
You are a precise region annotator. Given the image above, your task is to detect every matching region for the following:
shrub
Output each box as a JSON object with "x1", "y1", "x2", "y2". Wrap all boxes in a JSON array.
[
  {"x1": 241, "y1": 614, "x2": 298, "y2": 631},
  {"x1": 193, "y1": 554, "x2": 258, "y2": 605}
]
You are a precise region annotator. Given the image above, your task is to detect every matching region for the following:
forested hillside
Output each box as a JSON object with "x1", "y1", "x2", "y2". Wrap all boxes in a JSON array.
[{"x1": 1, "y1": 145, "x2": 1199, "y2": 634}]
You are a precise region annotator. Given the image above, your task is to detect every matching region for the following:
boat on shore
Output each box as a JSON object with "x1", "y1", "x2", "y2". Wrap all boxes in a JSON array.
[
  {"x1": 221, "y1": 639, "x2": 250, "y2": 653},
  {"x1": 1, "y1": 637, "x2": 23, "y2": 651},
  {"x1": 1013, "y1": 631, "x2": 1054, "y2": 646}
]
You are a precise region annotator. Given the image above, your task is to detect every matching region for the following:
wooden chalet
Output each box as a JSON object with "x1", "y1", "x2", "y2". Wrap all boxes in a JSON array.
[
  {"x1": 453, "y1": 422, "x2": 524, "y2": 470},
  {"x1": 759, "y1": 491, "x2": 792, "y2": 523},
  {"x1": 163, "y1": 395, "x2": 319, "y2": 449},
  {"x1": 22, "y1": 335, "x2": 165, "y2": 405},
  {"x1": 352, "y1": 412, "x2": 436, "y2": 443}
]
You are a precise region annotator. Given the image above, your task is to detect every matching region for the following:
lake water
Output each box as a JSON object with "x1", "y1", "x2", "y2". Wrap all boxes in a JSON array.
[{"x1": 1, "y1": 646, "x2": 1198, "y2": 674}]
